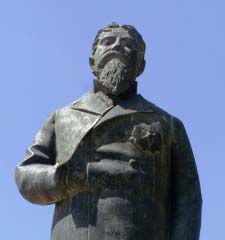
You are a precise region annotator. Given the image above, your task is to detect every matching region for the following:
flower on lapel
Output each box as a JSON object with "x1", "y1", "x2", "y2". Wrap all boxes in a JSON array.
[{"x1": 129, "y1": 122, "x2": 162, "y2": 153}]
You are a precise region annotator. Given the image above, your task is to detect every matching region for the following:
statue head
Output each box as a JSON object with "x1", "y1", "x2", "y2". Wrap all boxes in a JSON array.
[{"x1": 89, "y1": 22, "x2": 146, "y2": 96}]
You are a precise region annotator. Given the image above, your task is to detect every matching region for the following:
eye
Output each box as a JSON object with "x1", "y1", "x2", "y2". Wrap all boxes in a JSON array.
[
  {"x1": 100, "y1": 37, "x2": 115, "y2": 46},
  {"x1": 121, "y1": 38, "x2": 136, "y2": 49}
]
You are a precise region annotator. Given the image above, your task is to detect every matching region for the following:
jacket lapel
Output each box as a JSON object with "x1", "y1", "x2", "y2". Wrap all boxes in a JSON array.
[
  {"x1": 56, "y1": 92, "x2": 114, "y2": 166},
  {"x1": 71, "y1": 92, "x2": 114, "y2": 116},
  {"x1": 56, "y1": 92, "x2": 155, "y2": 166}
]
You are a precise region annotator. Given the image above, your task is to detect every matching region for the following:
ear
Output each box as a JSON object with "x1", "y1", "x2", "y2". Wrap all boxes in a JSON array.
[
  {"x1": 89, "y1": 57, "x2": 97, "y2": 76},
  {"x1": 136, "y1": 59, "x2": 146, "y2": 77},
  {"x1": 89, "y1": 56, "x2": 94, "y2": 69}
]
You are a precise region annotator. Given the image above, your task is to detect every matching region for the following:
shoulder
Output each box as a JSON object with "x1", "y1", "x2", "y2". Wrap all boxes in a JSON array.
[
  {"x1": 56, "y1": 91, "x2": 113, "y2": 116},
  {"x1": 137, "y1": 95, "x2": 185, "y2": 133},
  {"x1": 54, "y1": 92, "x2": 96, "y2": 118},
  {"x1": 137, "y1": 94, "x2": 176, "y2": 119},
  {"x1": 57, "y1": 92, "x2": 92, "y2": 111}
]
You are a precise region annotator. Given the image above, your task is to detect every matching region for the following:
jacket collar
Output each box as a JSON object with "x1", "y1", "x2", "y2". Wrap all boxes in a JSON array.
[
  {"x1": 94, "y1": 94, "x2": 155, "y2": 127},
  {"x1": 71, "y1": 91, "x2": 155, "y2": 117},
  {"x1": 71, "y1": 91, "x2": 114, "y2": 116}
]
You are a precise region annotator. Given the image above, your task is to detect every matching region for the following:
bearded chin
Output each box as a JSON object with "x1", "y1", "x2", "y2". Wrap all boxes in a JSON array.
[{"x1": 96, "y1": 58, "x2": 134, "y2": 96}]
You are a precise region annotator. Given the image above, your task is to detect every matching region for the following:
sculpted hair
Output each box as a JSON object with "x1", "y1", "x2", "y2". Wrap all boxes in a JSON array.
[{"x1": 91, "y1": 22, "x2": 146, "y2": 77}]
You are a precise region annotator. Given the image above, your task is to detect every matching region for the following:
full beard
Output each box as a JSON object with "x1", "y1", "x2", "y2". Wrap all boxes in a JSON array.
[{"x1": 96, "y1": 58, "x2": 134, "y2": 96}]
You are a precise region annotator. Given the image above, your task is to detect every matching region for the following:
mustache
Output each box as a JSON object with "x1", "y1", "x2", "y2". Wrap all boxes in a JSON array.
[{"x1": 96, "y1": 50, "x2": 130, "y2": 70}]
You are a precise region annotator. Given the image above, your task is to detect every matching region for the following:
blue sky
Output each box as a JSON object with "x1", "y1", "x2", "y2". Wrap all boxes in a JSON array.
[{"x1": 1, "y1": 0, "x2": 224, "y2": 239}]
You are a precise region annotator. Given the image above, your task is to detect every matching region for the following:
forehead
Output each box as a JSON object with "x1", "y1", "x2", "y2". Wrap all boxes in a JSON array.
[{"x1": 98, "y1": 28, "x2": 135, "y2": 39}]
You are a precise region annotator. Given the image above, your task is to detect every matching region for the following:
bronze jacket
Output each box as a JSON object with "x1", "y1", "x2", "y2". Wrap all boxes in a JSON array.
[{"x1": 16, "y1": 92, "x2": 202, "y2": 240}]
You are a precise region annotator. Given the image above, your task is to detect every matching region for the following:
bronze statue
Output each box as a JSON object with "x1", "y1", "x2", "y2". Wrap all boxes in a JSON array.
[{"x1": 16, "y1": 23, "x2": 202, "y2": 240}]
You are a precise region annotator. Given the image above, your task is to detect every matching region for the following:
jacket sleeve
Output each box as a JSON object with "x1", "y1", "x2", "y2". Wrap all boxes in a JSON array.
[
  {"x1": 15, "y1": 112, "x2": 87, "y2": 205},
  {"x1": 170, "y1": 118, "x2": 202, "y2": 240}
]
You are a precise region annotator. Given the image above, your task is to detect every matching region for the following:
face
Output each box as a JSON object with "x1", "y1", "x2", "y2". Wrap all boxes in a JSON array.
[
  {"x1": 93, "y1": 28, "x2": 138, "y2": 74},
  {"x1": 91, "y1": 28, "x2": 139, "y2": 96}
]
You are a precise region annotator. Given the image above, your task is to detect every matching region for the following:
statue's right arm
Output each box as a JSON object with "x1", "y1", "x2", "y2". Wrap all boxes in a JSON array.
[{"x1": 15, "y1": 112, "x2": 87, "y2": 205}]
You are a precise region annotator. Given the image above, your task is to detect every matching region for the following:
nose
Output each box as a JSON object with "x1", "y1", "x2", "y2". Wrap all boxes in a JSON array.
[{"x1": 111, "y1": 37, "x2": 122, "y2": 52}]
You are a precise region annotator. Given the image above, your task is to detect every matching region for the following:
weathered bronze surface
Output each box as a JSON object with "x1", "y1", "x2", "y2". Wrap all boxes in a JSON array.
[{"x1": 16, "y1": 23, "x2": 202, "y2": 240}]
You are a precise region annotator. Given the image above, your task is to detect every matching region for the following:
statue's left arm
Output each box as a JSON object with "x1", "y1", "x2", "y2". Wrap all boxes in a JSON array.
[
  {"x1": 170, "y1": 118, "x2": 202, "y2": 240},
  {"x1": 15, "y1": 112, "x2": 87, "y2": 205}
]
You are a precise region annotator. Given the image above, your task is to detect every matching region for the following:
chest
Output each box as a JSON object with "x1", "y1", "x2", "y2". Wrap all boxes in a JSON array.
[{"x1": 91, "y1": 112, "x2": 172, "y2": 173}]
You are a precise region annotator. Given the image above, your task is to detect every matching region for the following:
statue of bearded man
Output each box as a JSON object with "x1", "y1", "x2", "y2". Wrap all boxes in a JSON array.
[{"x1": 16, "y1": 23, "x2": 202, "y2": 240}]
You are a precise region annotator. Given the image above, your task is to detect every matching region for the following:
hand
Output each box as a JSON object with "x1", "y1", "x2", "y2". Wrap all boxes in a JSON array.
[{"x1": 55, "y1": 162, "x2": 89, "y2": 194}]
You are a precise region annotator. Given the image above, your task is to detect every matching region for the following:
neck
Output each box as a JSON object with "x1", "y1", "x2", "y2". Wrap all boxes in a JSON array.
[{"x1": 93, "y1": 80, "x2": 137, "y2": 103}]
